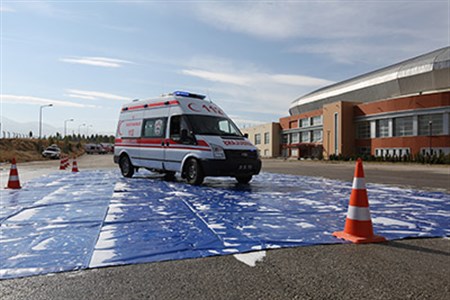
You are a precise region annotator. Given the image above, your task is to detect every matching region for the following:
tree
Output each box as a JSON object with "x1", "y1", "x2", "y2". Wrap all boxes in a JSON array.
[{"x1": 63, "y1": 137, "x2": 70, "y2": 153}]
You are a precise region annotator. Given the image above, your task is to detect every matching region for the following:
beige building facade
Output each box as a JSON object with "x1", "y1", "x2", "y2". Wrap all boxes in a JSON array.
[{"x1": 242, "y1": 122, "x2": 281, "y2": 158}]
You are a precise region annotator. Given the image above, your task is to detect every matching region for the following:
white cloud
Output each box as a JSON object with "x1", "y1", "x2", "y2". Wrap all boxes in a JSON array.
[
  {"x1": 270, "y1": 74, "x2": 334, "y2": 87},
  {"x1": 181, "y1": 69, "x2": 333, "y2": 88},
  {"x1": 59, "y1": 56, "x2": 134, "y2": 68},
  {"x1": 181, "y1": 69, "x2": 253, "y2": 86},
  {"x1": 179, "y1": 56, "x2": 334, "y2": 120},
  {"x1": 65, "y1": 93, "x2": 96, "y2": 100},
  {"x1": 1, "y1": 95, "x2": 96, "y2": 108},
  {"x1": 190, "y1": 2, "x2": 448, "y2": 64},
  {"x1": 66, "y1": 89, "x2": 130, "y2": 101},
  {"x1": 0, "y1": 6, "x2": 15, "y2": 12},
  {"x1": 192, "y1": 3, "x2": 297, "y2": 40},
  {"x1": 11, "y1": 2, "x2": 84, "y2": 20},
  {"x1": 192, "y1": 2, "x2": 447, "y2": 41},
  {"x1": 102, "y1": 24, "x2": 140, "y2": 33}
]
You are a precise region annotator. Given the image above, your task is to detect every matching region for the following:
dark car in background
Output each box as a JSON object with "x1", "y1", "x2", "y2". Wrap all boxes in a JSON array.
[{"x1": 84, "y1": 144, "x2": 108, "y2": 155}]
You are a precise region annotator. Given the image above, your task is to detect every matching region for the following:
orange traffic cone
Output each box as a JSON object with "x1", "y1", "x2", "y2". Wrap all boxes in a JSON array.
[
  {"x1": 333, "y1": 158, "x2": 386, "y2": 244},
  {"x1": 59, "y1": 155, "x2": 68, "y2": 170},
  {"x1": 64, "y1": 155, "x2": 70, "y2": 169},
  {"x1": 6, "y1": 158, "x2": 21, "y2": 189},
  {"x1": 72, "y1": 157, "x2": 79, "y2": 173}
]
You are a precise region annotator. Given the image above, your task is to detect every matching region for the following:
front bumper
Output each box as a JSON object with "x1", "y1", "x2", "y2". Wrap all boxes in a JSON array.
[{"x1": 200, "y1": 158, "x2": 262, "y2": 177}]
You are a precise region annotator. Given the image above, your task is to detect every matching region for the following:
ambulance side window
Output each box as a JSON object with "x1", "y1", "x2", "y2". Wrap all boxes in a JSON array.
[
  {"x1": 170, "y1": 115, "x2": 195, "y2": 144},
  {"x1": 170, "y1": 116, "x2": 181, "y2": 140},
  {"x1": 142, "y1": 118, "x2": 167, "y2": 138}
]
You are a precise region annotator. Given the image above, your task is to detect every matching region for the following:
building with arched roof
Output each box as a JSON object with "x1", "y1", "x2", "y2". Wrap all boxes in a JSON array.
[{"x1": 280, "y1": 47, "x2": 450, "y2": 159}]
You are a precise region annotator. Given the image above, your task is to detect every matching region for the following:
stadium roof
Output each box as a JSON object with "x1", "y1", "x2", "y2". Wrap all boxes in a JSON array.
[{"x1": 289, "y1": 47, "x2": 450, "y2": 115}]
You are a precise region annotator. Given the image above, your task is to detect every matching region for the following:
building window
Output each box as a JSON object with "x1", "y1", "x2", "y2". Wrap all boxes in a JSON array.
[
  {"x1": 264, "y1": 132, "x2": 270, "y2": 144},
  {"x1": 312, "y1": 130, "x2": 322, "y2": 142},
  {"x1": 300, "y1": 131, "x2": 309, "y2": 143},
  {"x1": 356, "y1": 122, "x2": 370, "y2": 139},
  {"x1": 357, "y1": 147, "x2": 371, "y2": 156},
  {"x1": 394, "y1": 116, "x2": 413, "y2": 136},
  {"x1": 299, "y1": 118, "x2": 309, "y2": 128},
  {"x1": 376, "y1": 119, "x2": 389, "y2": 137},
  {"x1": 311, "y1": 115, "x2": 322, "y2": 126},
  {"x1": 254, "y1": 133, "x2": 261, "y2": 145},
  {"x1": 282, "y1": 134, "x2": 288, "y2": 144},
  {"x1": 291, "y1": 132, "x2": 299, "y2": 144},
  {"x1": 418, "y1": 114, "x2": 443, "y2": 135}
]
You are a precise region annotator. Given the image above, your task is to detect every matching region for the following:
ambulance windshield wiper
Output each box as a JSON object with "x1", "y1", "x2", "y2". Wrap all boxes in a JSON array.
[{"x1": 220, "y1": 133, "x2": 241, "y2": 137}]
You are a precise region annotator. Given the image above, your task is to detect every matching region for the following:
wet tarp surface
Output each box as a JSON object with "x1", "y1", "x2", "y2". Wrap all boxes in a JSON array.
[{"x1": 1, "y1": 170, "x2": 449, "y2": 279}]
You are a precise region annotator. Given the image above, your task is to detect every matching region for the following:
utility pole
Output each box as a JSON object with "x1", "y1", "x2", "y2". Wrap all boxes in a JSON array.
[
  {"x1": 39, "y1": 104, "x2": 53, "y2": 138},
  {"x1": 64, "y1": 119, "x2": 74, "y2": 137}
]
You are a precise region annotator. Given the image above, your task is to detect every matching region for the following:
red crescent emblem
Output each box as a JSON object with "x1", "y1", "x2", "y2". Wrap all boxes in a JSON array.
[{"x1": 188, "y1": 103, "x2": 201, "y2": 112}]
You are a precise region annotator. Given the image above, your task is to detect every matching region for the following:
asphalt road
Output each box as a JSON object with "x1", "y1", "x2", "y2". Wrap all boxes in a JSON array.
[
  {"x1": 262, "y1": 159, "x2": 450, "y2": 192},
  {"x1": 1, "y1": 155, "x2": 449, "y2": 299}
]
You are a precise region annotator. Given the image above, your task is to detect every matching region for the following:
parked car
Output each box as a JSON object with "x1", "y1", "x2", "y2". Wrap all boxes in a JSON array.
[
  {"x1": 100, "y1": 143, "x2": 114, "y2": 153},
  {"x1": 84, "y1": 143, "x2": 107, "y2": 154},
  {"x1": 42, "y1": 145, "x2": 61, "y2": 159}
]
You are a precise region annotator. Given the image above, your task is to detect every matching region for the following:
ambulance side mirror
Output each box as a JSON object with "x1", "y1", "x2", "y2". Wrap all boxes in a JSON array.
[
  {"x1": 244, "y1": 133, "x2": 249, "y2": 138},
  {"x1": 180, "y1": 129, "x2": 196, "y2": 145}
]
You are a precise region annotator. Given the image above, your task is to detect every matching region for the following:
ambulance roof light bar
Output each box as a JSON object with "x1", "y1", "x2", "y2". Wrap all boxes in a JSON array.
[{"x1": 173, "y1": 91, "x2": 206, "y2": 100}]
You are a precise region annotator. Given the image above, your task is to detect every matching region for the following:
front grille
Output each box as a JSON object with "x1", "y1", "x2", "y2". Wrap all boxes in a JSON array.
[{"x1": 224, "y1": 150, "x2": 258, "y2": 160}]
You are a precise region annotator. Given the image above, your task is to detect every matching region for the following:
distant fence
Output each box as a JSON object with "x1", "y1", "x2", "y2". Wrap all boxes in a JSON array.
[{"x1": 1, "y1": 132, "x2": 34, "y2": 139}]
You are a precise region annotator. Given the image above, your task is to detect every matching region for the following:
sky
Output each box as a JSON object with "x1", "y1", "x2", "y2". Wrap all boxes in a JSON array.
[{"x1": 1, "y1": 0, "x2": 449, "y2": 137}]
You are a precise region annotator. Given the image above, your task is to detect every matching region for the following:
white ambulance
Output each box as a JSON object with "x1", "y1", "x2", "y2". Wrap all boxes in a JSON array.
[{"x1": 114, "y1": 91, "x2": 261, "y2": 185}]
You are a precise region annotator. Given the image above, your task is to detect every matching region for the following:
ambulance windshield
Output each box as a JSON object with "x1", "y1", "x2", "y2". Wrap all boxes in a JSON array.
[{"x1": 186, "y1": 115, "x2": 243, "y2": 137}]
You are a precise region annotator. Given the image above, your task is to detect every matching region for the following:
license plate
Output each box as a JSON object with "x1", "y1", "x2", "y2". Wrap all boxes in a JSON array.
[{"x1": 238, "y1": 164, "x2": 253, "y2": 170}]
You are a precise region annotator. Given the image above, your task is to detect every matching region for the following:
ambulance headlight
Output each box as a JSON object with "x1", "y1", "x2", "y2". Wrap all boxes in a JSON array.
[{"x1": 211, "y1": 144, "x2": 226, "y2": 159}]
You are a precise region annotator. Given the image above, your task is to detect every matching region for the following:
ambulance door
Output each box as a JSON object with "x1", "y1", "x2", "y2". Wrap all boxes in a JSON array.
[
  {"x1": 116, "y1": 111, "x2": 143, "y2": 168},
  {"x1": 139, "y1": 117, "x2": 167, "y2": 170},
  {"x1": 165, "y1": 115, "x2": 195, "y2": 172}
]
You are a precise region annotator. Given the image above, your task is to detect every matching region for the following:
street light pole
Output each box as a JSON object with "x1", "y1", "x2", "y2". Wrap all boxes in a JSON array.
[
  {"x1": 78, "y1": 123, "x2": 86, "y2": 137},
  {"x1": 86, "y1": 125, "x2": 93, "y2": 137},
  {"x1": 64, "y1": 119, "x2": 74, "y2": 137},
  {"x1": 39, "y1": 104, "x2": 53, "y2": 138}
]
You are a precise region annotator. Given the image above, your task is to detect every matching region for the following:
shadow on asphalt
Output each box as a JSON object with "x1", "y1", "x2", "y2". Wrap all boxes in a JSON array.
[{"x1": 380, "y1": 239, "x2": 450, "y2": 257}]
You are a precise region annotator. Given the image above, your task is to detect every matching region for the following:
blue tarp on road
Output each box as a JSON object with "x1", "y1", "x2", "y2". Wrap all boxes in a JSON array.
[
  {"x1": 1, "y1": 170, "x2": 449, "y2": 279},
  {"x1": 1, "y1": 171, "x2": 117, "y2": 279}
]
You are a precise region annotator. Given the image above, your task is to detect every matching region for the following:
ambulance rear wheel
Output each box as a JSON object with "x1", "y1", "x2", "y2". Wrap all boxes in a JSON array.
[
  {"x1": 235, "y1": 175, "x2": 252, "y2": 184},
  {"x1": 185, "y1": 158, "x2": 204, "y2": 185},
  {"x1": 119, "y1": 155, "x2": 134, "y2": 178}
]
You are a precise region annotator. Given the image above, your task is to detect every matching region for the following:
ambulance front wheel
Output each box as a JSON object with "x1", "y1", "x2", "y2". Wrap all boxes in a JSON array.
[
  {"x1": 184, "y1": 158, "x2": 204, "y2": 185},
  {"x1": 119, "y1": 154, "x2": 134, "y2": 178},
  {"x1": 235, "y1": 175, "x2": 252, "y2": 184}
]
